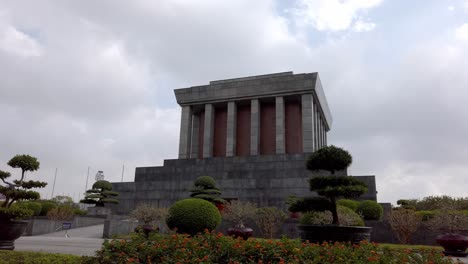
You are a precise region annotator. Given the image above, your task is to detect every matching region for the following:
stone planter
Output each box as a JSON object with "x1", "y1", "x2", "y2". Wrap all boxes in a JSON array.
[
  {"x1": 227, "y1": 226, "x2": 254, "y2": 240},
  {"x1": 436, "y1": 234, "x2": 468, "y2": 257},
  {"x1": 297, "y1": 225, "x2": 372, "y2": 244},
  {"x1": 0, "y1": 219, "x2": 29, "y2": 250}
]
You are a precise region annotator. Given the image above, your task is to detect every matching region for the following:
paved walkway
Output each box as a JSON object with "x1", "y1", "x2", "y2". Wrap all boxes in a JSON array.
[
  {"x1": 15, "y1": 224, "x2": 105, "y2": 256},
  {"x1": 15, "y1": 236, "x2": 104, "y2": 256},
  {"x1": 37, "y1": 224, "x2": 104, "y2": 239}
]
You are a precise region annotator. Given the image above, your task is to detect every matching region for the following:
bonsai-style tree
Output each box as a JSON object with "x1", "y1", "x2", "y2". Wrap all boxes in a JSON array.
[
  {"x1": 80, "y1": 180, "x2": 119, "y2": 207},
  {"x1": 306, "y1": 145, "x2": 367, "y2": 225},
  {"x1": 190, "y1": 176, "x2": 226, "y2": 204},
  {"x1": 0, "y1": 155, "x2": 47, "y2": 219}
]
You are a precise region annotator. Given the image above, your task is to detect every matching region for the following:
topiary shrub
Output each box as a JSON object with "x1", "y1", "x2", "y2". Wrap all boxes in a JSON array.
[
  {"x1": 166, "y1": 198, "x2": 221, "y2": 235},
  {"x1": 306, "y1": 146, "x2": 368, "y2": 225},
  {"x1": 38, "y1": 200, "x2": 58, "y2": 216},
  {"x1": 190, "y1": 176, "x2": 226, "y2": 204},
  {"x1": 300, "y1": 206, "x2": 364, "y2": 227},
  {"x1": 337, "y1": 199, "x2": 360, "y2": 212},
  {"x1": 288, "y1": 197, "x2": 331, "y2": 213},
  {"x1": 12, "y1": 201, "x2": 42, "y2": 216},
  {"x1": 357, "y1": 200, "x2": 383, "y2": 220},
  {"x1": 80, "y1": 180, "x2": 119, "y2": 207}
]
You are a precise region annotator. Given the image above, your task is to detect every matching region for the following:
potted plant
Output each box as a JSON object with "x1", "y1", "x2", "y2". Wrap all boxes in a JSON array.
[
  {"x1": 130, "y1": 204, "x2": 168, "y2": 237},
  {"x1": 80, "y1": 180, "x2": 119, "y2": 216},
  {"x1": 0, "y1": 155, "x2": 47, "y2": 250},
  {"x1": 427, "y1": 208, "x2": 468, "y2": 257},
  {"x1": 190, "y1": 176, "x2": 226, "y2": 211},
  {"x1": 298, "y1": 145, "x2": 371, "y2": 243},
  {"x1": 223, "y1": 200, "x2": 256, "y2": 240}
]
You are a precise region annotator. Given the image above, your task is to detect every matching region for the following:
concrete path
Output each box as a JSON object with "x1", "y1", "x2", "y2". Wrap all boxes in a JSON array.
[
  {"x1": 37, "y1": 224, "x2": 104, "y2": 239},
  {"x1": 15, "y1": 236, "x2": 104, "y2": 256},
  {"x1": 14, "y1": 224, "x2": 105, "y2": 256}
]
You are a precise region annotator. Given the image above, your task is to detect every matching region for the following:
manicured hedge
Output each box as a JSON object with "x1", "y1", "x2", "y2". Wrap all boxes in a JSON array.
[
  {"x1": 357, "y1": 200, "x2": 383, "y2": 220},
  {"x1": 166, "y1": 198, "x2": 221, "y2": 235},
  {"x1": 95, "y1": 231, "x2": 455, "y2": 264},
  {"x1": 0, "y1": 251, "x2": 93, "y2": 264}
]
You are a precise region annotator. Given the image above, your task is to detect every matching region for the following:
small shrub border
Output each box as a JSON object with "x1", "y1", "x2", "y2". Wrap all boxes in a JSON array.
[{"x1": 95, "y1": 231, "x2": 456, "y2": 264}]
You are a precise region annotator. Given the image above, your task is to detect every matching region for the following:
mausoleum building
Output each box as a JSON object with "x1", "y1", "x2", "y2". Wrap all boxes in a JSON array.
[{"x1": 110, "y1": 72, "x2": 377, "y2": 215}]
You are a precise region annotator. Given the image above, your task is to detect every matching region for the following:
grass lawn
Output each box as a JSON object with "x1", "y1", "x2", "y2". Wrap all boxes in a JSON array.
[
  {"x1": 0, "y1": 250, "x2": 94, "y2": 264},
  {"x1": 378, "y1": 243, "x2": 444, "y2": 251}
]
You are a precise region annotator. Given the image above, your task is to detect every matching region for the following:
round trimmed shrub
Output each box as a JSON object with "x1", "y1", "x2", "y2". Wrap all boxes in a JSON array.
[
  {"x1": 300, "y1": 206, "x2": 364, "y2": 226},
  {"x1": 357, "y1": 200, "x2": 383, "y2": 220},
  {"x1": 337, "y1": 199, "x2": 359, "y2": 212},
  {"x1": 166, "y1": 198, "x2": 221, "y2": 235}
]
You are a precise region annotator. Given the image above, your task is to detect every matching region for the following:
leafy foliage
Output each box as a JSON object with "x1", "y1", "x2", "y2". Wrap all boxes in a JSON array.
[
  {"x1": 389, "y1": 208, "x2": 422, "y2": 244},
  {"x1": 337, "y1": 199, "x2": 360, "y2": 212},
  {"x1": 306, "y1": 146, "x2": 367, "y2": 225},
  {"x1": 306, "y1": 145, "x2": 352, "y2": 174},
  {"x1": 130, "y1": 203, "x2": 168, "y2": 225},
  {"x1": 46, "y1": 205, "x2": 75, "y2": 220},
  {"x1": 253, "y1": 207, "x2": 287, "y2": 239},
  {"x1": 0, "y1": 206, "x2": 33, "y2": 220},
  {"x1": 166, "y1": 198, "x2": 221, "y2": 235},
  {"x1": 95, "y1": 231, "x2": 454, "y2": 264},
  {"x1": 38, "y1": 200, "x2": 58, "y2": 216},
  {"x1": 0, "y1": 155, "x2": 47, "y2": 219},
  {"x1": 11, "y1": 201, "x2": 42, "y2": 216},
  {"x1": 300, "y1": 205, "x2": 365, "y2": 226},
  {"x1": 222, "y1": 200, "x2": 257, "y2": 228},
  {"x1": 288, "y1": 197, "x2": 331, "y2": 213},
  {"x1": 0, "y1": 250, "x2": 89, "y2": 264},
  {"x1": 80, "y1": 180, "x2": 119, "y2": 207},
  {"x1": 426, "y1": 209, "x2": 468, "y2": 234},
  {"x1": 190, "y1": 176, "x2": 226, "y2": 204},
  {"x1": 357, "y1": 200, "x2": 383, "y2": 220}
]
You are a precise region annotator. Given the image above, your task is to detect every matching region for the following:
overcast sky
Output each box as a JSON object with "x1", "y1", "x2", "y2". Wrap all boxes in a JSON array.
[{"x1": 1, "y1": 0, "x2": 467, "y2": 205}]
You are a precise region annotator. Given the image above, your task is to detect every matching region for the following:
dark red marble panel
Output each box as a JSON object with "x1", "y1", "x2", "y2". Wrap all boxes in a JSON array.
[
  {"x1": 236, "y1": 104, "x2": 251, "y2": 156},
  {"x1": 260, "y1": 102, "x2": 276, "y2": 155}
]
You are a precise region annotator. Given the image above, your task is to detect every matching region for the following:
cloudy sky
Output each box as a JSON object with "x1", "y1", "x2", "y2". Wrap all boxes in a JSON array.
[{"x1": 1, "y1": 0, "x2": 467, "y2": 204}]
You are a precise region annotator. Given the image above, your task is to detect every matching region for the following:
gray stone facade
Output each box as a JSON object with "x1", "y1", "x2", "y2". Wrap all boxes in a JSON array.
[
  {"x1": 109, "y1": 72, "x2": 378, "y2": 215},
  {"x1": 110, "y1": 154, "x2": 377, "y2": 215}
]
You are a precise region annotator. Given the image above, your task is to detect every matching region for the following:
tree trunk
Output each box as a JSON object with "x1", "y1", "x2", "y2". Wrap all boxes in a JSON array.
[{"x1": 330, "y1": 196, "x2": 339, "y2": 225}]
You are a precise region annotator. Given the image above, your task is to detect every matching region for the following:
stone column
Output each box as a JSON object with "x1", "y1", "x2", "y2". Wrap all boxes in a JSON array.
[
  {"x1": 178, "y1": 106, "x2": 192, "y2": 159},
  {"x1": 314, "y1": 104, "x2": 319, "y2": 150},
  {"x1": 250, "y1": 99, "x2": 260, "y2": 155},
  {"x1": 301, "y1": 94, "x2": 315, "y2": 152},
  {"x1": 226, "y1": 101, "x2": 237, "y2": 157},
  {"x1": 203, "y1": 104, "x2": 215, "y2": 158},
  {"x1": 319, "y1": 116, "x2": 324, "y2": 148},
  {"x1": 275, "y1": 96, "x2": 285, "y2": 154},
  {"x1": 190, "y1": 113, "x2": 200, "y2": 158},
  {"x1": 324, "y1": 128, "x2": 327, "y2": 146}
]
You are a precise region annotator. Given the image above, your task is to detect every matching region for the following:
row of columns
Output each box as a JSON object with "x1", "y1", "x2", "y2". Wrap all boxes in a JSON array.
[{"x1": 178, "y1": 94, "x2": 328, "y2": 159}]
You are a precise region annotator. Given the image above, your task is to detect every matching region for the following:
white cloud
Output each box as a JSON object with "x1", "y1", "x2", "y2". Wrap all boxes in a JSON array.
[
  {"x1": 0, "y1": 26, "x2": 42, "y2": 57},
  {"x1": 353, "y1": 19, "x2": 376, "y2": 32},
  {"x1": 292, "y1": 0, "x2": 382, "y2": 31},
  {"x1": 455, "y1": 23, "x2": 468, "y2": 41},
  {"x1": 447, "y1": 5, "x2": 455, "y2": 11}
]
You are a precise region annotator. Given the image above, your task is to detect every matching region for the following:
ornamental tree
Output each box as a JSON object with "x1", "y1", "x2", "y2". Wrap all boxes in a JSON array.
[
  {"x1": 80, "y1": 180, "x2": 119, "y2": 207},
  {"x1": 190, "y1": 176, "x2": 226, "y2": 204},
  {"x1": 306, "y1": 146, "x2": 367, "y2": 225},
  {"x1": 0, "y1": 155, "x2": 47, "y2": 219}
]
